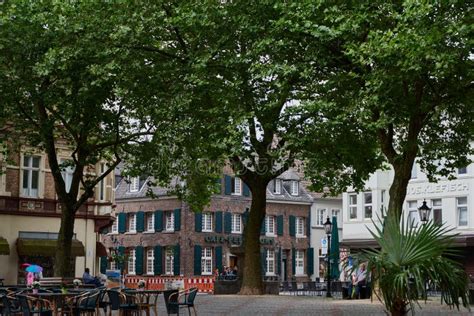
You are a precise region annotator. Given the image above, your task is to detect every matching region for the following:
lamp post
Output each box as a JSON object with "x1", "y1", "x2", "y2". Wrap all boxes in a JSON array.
[
  {"x1": 418, "y1": 199, "x2": 431, "y2": 225},
  {"x1": 323, "y1": 216, "x2": 332, "y2": 298}
]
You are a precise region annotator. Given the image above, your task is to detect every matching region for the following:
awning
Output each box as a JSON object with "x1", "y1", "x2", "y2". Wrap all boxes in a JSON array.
[
  {"x1": 0, "y1": 237, "x2": 10, "y2": 255},
  {"x1": 17, "y1": 239, "x2": 85, "y2": 257},
  {"x1": 96, "y1": 241, "x2": 108, "y2": 257},
  {"x1": 339, "y1": 239, "x2": 379, "y2": 250}
]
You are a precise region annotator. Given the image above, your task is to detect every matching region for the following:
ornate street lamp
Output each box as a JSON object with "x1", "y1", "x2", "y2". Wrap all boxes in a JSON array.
[
  {"x1": 418, "y1": 199, "x2": 431, "y2": 225},
  {"x1": 323, "y1": 216, "x2": 332, "y2": 298}
]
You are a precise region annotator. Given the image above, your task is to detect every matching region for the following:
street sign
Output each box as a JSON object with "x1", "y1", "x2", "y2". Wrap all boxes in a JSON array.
[{"x1": 321, "y1": 238, "x2": 328, "y2": 255}]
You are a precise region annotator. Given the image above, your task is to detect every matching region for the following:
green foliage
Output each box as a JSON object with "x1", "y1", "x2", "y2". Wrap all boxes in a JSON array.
[{"x1": 357, "y1": 216, "x2": 470, "y2": 315}]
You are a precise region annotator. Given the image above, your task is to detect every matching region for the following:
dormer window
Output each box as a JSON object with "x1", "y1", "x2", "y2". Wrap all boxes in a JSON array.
[
  {"x1": 290, "y1": 180, "x2": 299, "y2": 196},
  {"x1": 273, "y1": 179, "x2": 281, "y2": 194},
  {"x1": 129, "y1": 177, "x2": 140, "y2": 192}
]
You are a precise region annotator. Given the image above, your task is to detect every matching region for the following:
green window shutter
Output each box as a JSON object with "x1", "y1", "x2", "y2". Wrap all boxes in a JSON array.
[
  {"x1": 215, "y1": 211, "x2": 223, "y2": 233},
  {"x1": 277, "y1": 215, "x2": 284, "y2": 236},
  {"x1": 135, "y1": 246, "x2": 144, "y2": 275},
  {"x1": 136, "y1": 211, "x2": 145, "y2": 233},
  {"x1": 118, "y1": 213, "x2": 126, "y2": 233},
  {"x1": 261, "y1": 248, "x2": 266, "y2": 275},
  {"x1": 118, "y1": 246, "x2": 125, "y2": 271},
  {"x1": 289, "y1": 215, "x2": 296, "y2": 237},
  {"x1": 215, "y1": 246, "x2": 223, "y2": 273},
  {"x1": 154, "y1": 246, "x2": 163, "y2": 275},
  {"x1": 243, "y1": 183, "x2": 250, "y2": 196},
  {"x1": 277, "y1": 249, "x2": 281, "y2": 275},
  {"x1": 174, "y1": 209, "x2": 181, "y2": 231},
  {"x1": 154, "y1": 210, "x2": 163, "y2": 232},
  {"x1": 195, "y1": 213, "x2": 202, "y2": 232},
  {"x1": 100, "y1": 256, "x2": 108, "y2": 274},
  {"x1": 173, "y1": 245, "x2": 180, "y2": 276},
  {"x1": 224, "y1": 212, "x2": 232, "y2": 234},
  {"x1": 194, "y1": 245, "x2": 202, "y2": 276},
  {"x1": 307, "y1": 215, "x2": 311, "y2": 237},
  {"x1": 291, "y1": 248, "x2": 296, "y2": 276},
  {"x1": 260, "y1": 217, "x2": 265, "y2": 235},
  {"x1": 224, "y1": 175, "x2": 232, "y2": 195},
  {"x1": 307, "y1": 248, "x2": 314, "y2": 276}
]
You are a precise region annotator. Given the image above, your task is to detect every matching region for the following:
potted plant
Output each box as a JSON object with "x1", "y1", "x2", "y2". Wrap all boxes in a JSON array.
[
  {"x1": 137, "y1": 279, "x2": 146, "y2": 291},
  {"x1": 32, "y1": 280, "x2": 40, "y2": 294},
  {"x1": 356, "y1": 216, "x2": 470, "y2": 315},
  {"x1": 73, "y1": 278, "x2": 82, "y2": 289}
]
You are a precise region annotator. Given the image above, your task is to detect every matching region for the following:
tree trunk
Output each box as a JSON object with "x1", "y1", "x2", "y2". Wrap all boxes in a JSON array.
[
  {"x1": 388, "y1": 158, "x2": 416, "y2": 221},
  {"x1": 54, "y1": 202, "x2": 76, "y2": 277},
  {"x1": 239, "y1": 183, "x2": 267, "y2": 295}
]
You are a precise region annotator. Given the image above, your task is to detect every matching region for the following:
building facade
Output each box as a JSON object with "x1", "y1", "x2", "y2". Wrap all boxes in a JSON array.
[
  {"x1": 0, "y1": 144, "x2": 115, "y2": 284},
  {"x1": 341, "y1": 159, "x2": 474, "y2": 274},
  {"x1": 101, "y1": 170, "x2": 314, "y2": 282}
]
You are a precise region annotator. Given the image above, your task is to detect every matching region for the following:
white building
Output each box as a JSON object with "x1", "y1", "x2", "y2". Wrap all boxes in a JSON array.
[{"x1": 341, "y1": 161, "x2": 474, "y2": 275}]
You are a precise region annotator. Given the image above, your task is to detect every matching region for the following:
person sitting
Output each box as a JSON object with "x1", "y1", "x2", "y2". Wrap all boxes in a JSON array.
[
  {"x1": 83, "y1": 268, "x2": 102, "y2": 287},
  {"x1": 355, "y1": 264, "x2": 367, "y2": 298}
]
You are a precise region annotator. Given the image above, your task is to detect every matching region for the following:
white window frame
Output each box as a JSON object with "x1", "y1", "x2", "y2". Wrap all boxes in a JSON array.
[
  {"x1": 165, "y1": 211, "x2": 175, "y2": 232},
  {"x1": 364, "y1": 192, "x2": 372, "y2": 219},
  {"x1": 274, "y1": 179, "x2": 281, "y2": 194},
  {"x1": 201, "y1": 247, "x2": 213, "y2": 275},
  {"x1": 349, "y1": 194, "x2": 357, "y2": 220},
  {"x1": 165, "y1": 247, "x2": 174, "y2": 275},
  {"x1": 296, "y1": 217, "x2": 306, "y2": 237},
  {"x1": 111, "y1": 218, "x2": 118, "y2": 234},
  {"x1": 407, "y1": 201, "x2": 419, "y2": 228},
  {"x1": 331, "y1": 209, "x2": 341, "y2": 223},
  {"x1": 232, "y1": 177, "x2": 242, "y2": 195},
  {"x1": 265, "y1": 215, "x2": 275, "y2": 236},
  {"x1": 290, "y1": 181, "x2": 299, "y2": 196},
  {"x1": 60, "y1": 159, "x2": 75, "y2": 194},
  {"x1": 316, "y1": 209, "x2": 326, "y2": 226},
  {"x1": 202, "y1": 212, "x2": 213, "y2": 232},
  {"x1": 129, "y1": 176, "x2": 140, "y2": 192},
  {"x1": 431, "y1": 199, "x2": 442, "y2": 225},
  {"x1": 265, "y1": 249, "x2": 275, "y2": 276},
  {"x1": 231, "y1": 213, "x2": 242, "y2": 234},
  {"x1": 146, "y1": 212, "x2": 155, "y2": 232},
  {"x1": 295, "y1": 250, "x2": 304, "y2": 276},
  {"x1": 22, "y1": 155, "x2": 41, "y2": 197},
  {"x1": 128, "y1": 249, "x2": 136, "y2": 275},
  {"x1": 128, "y1": 213, "x2": 137, "y2": 233},
  {"x1": 457, "y1": 197, "x2": 468, "y2": 227},
  {"x1": 146, "y1": 248, "x2": 154, "y2": 275}
]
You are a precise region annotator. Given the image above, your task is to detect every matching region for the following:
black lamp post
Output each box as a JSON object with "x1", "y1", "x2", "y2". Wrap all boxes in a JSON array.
[
  {"x1": 323, "y1": 216, "x2": 332, "y2": 298},
  {"x1": 418, "y1": 199, "x2": 431, "y2": 225}
]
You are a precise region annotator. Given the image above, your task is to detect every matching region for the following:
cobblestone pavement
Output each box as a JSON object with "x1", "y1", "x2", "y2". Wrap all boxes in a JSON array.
[{"x1": 153, "y1": 294, "x2": 473, "y2": 315}]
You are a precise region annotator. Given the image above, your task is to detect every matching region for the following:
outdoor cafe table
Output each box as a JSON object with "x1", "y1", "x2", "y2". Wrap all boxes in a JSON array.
[
  {"x1": 123, "y1": 289, "x2": 166, "y2": 316},
  {"x1": 27, "y1": 291, "x2": 84, "y2": 316}
]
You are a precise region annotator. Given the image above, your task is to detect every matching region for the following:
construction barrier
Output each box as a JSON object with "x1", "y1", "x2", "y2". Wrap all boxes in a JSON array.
[{"x1": 125, "y1": 276, "x2": 215, "y2": 293}]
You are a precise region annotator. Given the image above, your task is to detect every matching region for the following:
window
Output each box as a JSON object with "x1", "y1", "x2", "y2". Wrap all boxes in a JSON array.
[
  {"x1": 316, "y1": 209, "x2": 326, "y2": 226},
  {"x1": 296, "y1": 217, "x2": 305, "y2": 237},
  {"x1": 349, "y1": 194, "x2": 357, "y2": 220},
  {"x1": 165, "y1": 247, "x2": 174, "y2": 275},
  {"x1": 165, "y1": 211, "x2": 175, "y2": 232},
  {"x1": 111, "y1": 218, "x2": 118, "y2": 234},
  {"x1": 291, "y1": 181, "x2": 299, "y2": 196},
  {"x1": 432, "y1": 199, "x2": 442, "y2": 226},
  {"x1": 202, "y1": 212, "x2": 213, "y2": 232},
  {"x1": 364, "y1": 192, "x2": 372, "y2": 219},
  {"x1": 407, "y1": 201, "x2": 419, "y2": 227},
  {"x1": 22, "y1": 155, "x2": 40, "y2": 197},
  {"x1": 411, "y1": 164, "x2": 417, "y2": 179},
  {"x1": 457, "y1": 197, "x2": 468, "y2": 227},
  {"x1": 232, "y1": 177, "x2": 242, "y2": 195},
  {"x1": 273, "y1": 179, "x2": 281, "y2": 194},
  {"x1": 265, "y1": 215, "x2": 275, "y2": 236},
  {"x1": 146, "y1": 248, "x2": 154, "y2": 275},
  {"x1": 129, "y1": 177, "x2": 140, "y2": 192},
  {"x1": 265, "y1": 249, "x2": 275, "y2": 275},
  {"x1": 128, "y1": 249, "x2": 136, "y2": 275},
  {"x1": 128, "y1": 213, "x2": 137, "y2": 232},
  {"x1": 60, "y1": 159, "x2": 74, "y2": 193},
  {"x1": 201, "y1": 247, "x2": 213, "y2": 275},
  {"x1": 458, "y1": 167, "x2": 467, "y2": 175},
  {"x1": 109, "y1": 258, "x2": 117, "y2": 271},
  {"x1": 295, "y1": 250, "x2": 304, "y2": 275},
  {"x1": 231, "y1": 213, "x2": 242, "y2": 234},
  {"x1": 146, "y1": 213, "x2": 155, "y2": 232},
  {"x1": 99, "y1": 163, "x2": 106, "y2": 200},
  {"x1": 331, "y1": 209, "x2": 341, "y2": 223}
]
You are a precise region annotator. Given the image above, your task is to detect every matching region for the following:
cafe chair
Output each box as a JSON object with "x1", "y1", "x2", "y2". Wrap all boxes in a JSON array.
[
  {"x1": 167, "y1": 288, "x2": 198, "y2": 316},
  {"x1": 1, "y1": 294, "x2": 22, "y2": 315},
  {"x1": 107, "y1": 290, "x2": 139, "y2": 316},
  {"x1": 17, "y1": 295, "x2": 53, "y2": 316}
]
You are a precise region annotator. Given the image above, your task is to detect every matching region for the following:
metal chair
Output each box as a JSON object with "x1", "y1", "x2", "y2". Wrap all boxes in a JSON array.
[
  {"x1": 17, "y1": 295, "x2": 53, "y2": 316},
  {"x1": 163, "y1": 290, "x2": 179, "y2": 315},
  {"x1": 107, "y1": 290, "x2": 139, "y2": 316},
  {"x1": 0, "y1": 294, "x2": 21, "y2": 315},
  {"x1": 167, "y1": 288, "x2": 198, "y2": 316}
]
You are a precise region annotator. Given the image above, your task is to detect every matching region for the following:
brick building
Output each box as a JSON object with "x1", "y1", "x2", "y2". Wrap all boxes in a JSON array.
[{"x1": 101, "y1": 170, "x2": 314, "y2": 282}]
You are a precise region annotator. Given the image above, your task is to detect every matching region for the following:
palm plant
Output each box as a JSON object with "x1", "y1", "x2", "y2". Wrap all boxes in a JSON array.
[{"x1": 357, "y1": 215, "x2": 470, "y2": 315}]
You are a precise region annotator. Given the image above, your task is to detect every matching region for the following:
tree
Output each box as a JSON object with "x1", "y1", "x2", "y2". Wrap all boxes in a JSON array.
[
  {"x1": 315, "y1": 1, "x2": 473, "y2": 220},
  {"x1": 0, "y1": 2, "x2": 177, "y2": 277}
]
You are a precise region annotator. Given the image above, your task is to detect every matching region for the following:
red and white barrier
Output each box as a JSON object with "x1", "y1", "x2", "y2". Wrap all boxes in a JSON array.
[{"x1": 124, "y1": 276, "x2": 215, "y2": 293}]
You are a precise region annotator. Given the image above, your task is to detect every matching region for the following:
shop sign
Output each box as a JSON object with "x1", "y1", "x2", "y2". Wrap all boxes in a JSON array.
[{"x1": 204, "y1": 235, "x2": 275, "y2": 246}]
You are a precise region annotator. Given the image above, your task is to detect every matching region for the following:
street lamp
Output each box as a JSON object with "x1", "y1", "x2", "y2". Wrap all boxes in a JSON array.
[
  {"x1": 418, "y1": 199, "x2": 431, "y2": 225},
  {"x1": 323, "y1": 216, "x2": 332, "y2": 298}
]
